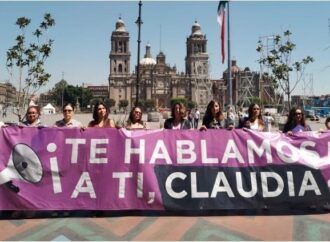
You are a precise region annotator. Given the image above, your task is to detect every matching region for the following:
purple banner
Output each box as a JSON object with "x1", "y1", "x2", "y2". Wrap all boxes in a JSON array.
[{"x1": 0, "y1": 127, "x2": 329, "y2": 211}]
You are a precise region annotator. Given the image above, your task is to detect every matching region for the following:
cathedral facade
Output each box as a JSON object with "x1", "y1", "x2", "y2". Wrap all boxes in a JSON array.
[{"x1": 108, "y1": 18, "x2": 213, "y2": 110}]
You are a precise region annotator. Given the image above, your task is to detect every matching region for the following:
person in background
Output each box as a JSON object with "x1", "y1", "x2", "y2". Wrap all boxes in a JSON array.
[
  {"x1": 164, "y1": 102, "x2": 192, "y2": 130},
  {"x1": 226, "y1": 105, "x2": 236, "y2": 127},
  {"x1": 55, "y1": 102, "x2": 82, "y2": 127},
  {"x1": 325, "y1": 117, "x2": 330, "y2": 130},
  {"x1": 21, "y1": 105, "x2": 44, "y2": 127},
  {"x1": 200, "y1": 100, "x2": 234, "y2": 130},
  {"x1": 187, "y1": 109, "x2": 195, "y2": 128},
  {"x1": 194, "y1": 108, "x2": 200, "y2": 129},
  {"x1": 242, "y1": 103, "x2": 265, "y2": 131},
  {"x1": 263, "y1": 112, "x2": 274, "y2": 132},
  {"x1": 282, "y1": 106, "x2": 311, "y2": 134},
  {"x1": 125, "y1": 106, "x2": 147, "y2": 129},
  {"x1": 88, "y1": 101, "x2": 115, "y2": 128}
]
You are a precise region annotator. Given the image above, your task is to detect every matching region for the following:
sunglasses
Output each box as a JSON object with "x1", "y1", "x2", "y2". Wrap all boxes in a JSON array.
[
  {"x1": 63, "y1": 109, "x2": 73, "y2": 113},
  {"x1": 295, "y1": 112, "x2": 302, "y2": 116}
]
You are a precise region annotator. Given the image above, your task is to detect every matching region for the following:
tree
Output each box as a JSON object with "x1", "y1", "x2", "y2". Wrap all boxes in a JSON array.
[
  {"x1": 104, "y1": 98, "x2": 116, "y2": 109},
  {"x1": 256, "y1": 30, "x2": 314, "y2": 110},
  {"x1": 50, "y1": 80, "x2": 93, "y2": 109},
  {"x1": 187, "y1": 100, "x2": 197, "y2": 110},
  {"x1": 6, "y1": 13, "x2": 55, "y2": 121},
  {"x1": 119, "y1": 99, "x2": 129, "y2": 111},
  {"x1": 50, "y1": 79, "x2": 67, "y2": 107},
  {"x1": 170, "y1": 97, "x2": 187, "y2": 107},
  {"x1": 144, "y1": 99, "x2": 155, "y2": 111}
]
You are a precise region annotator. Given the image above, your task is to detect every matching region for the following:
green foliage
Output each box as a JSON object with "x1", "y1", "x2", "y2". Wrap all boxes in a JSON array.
[
  {"x1": 134, "y1": 99, "x2": 145, "y2": 108},
  {"x1": 119, "y1": 99, "x2": 129, "y2": 110},
  {"x1": 144, "y1": 99, "x2": 155, "y2": 111},
  {"x1": 6, "y1": 13, "x2": 55, "y2": 120},
  {"x1": 170, "y1": 97, "x2": 187, "y2": 107},
  {"x1": 50, "y1": 80, "x2": 93, "y2": 108},
  {"x1": 104, "y1": 98, "x2": 116, "y2": 108},
  {"x1": 256, "y1": 30, "x2": 314, "y2": 108},
  {"x1": 90, "y1": 98, "x2": 102, "y2": 107},
  {"x1": 187, "y1": 100, "x2": 197, "y2": 110}
]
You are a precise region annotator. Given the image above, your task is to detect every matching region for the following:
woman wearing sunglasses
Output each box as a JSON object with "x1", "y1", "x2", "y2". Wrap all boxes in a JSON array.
[
  {"x1": 282, "y1": 106, "x2": 311, "y2": 135},
  {"x1": 125, "y1": 106, "x2": 147, "y2": 129},
  {"x1": 55, "y1": 102, "x2": 82, "y2": 127}
]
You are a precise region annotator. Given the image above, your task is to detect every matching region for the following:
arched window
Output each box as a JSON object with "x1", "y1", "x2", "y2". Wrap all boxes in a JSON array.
[{"x1": 118, "y1": 64, "x2": 123, "y2": 73}]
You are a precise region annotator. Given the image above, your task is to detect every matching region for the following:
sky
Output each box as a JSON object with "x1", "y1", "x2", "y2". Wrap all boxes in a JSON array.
[{"x1": 0, "y1": 0, "x2": 330, "y2": 96}]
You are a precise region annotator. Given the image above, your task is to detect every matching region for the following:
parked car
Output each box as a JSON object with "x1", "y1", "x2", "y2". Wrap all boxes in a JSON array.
[{"x1": 309, "y1": 115, "x2": 319, "y2": 121}]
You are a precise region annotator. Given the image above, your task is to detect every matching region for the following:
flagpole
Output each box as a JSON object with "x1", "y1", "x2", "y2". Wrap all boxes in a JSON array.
[{"x1": 227, "y1": 1, "x2": 232, "y2": 106}]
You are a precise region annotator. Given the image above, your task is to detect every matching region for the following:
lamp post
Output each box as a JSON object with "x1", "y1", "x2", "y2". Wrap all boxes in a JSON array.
[{"x1": 135, "y1": 0, "x2": 143, "y2": 106}]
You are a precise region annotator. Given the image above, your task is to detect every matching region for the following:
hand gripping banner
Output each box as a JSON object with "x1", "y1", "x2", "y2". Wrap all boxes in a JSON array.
[{"x1": 0, "y1": 127, "x2": 329, "y2": 211}]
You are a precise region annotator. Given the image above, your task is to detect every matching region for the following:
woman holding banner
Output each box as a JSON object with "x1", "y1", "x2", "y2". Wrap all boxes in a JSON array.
[
  {"x1": 282, "y1": 106, "x2": 311, "y2": 134},
  {"x1": 242, "y1": 103, "x2": 265, "y2": 132},
  {"x1": 200, "y1": 100, "x2": 234, "y2": 130},
  {"x1": 164, "y1": 102, "x2": 192, "y2": 130},
  {"x1": 55, "y1": 102, "x2": 82, "y2": 128},
  {"x1": 21, "y1": 105, "x2": 44, "y2": 127},
  {"x1": 88, "y1": 101, "x2": 115, "y2": 128},
  {"x1": 125, "y1": 106, "x2": 148, "y2": 129},
  {"x1": 325, "y1": 117, "x2": 330, "y2": 130}
]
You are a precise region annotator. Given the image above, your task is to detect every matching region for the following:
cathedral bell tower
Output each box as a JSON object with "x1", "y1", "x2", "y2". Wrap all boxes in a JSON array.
[
  {"x1": 108, "y1": 17, "x2": 131, "y2": 105},
  {"x1": 185, "y1": 21, "x2": 208, "y2": 78},
  {"x1": 185, "y1": 21, "x2": 210, "y2": 109}
]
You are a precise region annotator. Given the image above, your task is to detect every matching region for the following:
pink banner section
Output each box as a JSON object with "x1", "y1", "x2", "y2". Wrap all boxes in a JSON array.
[{"x1": 0, "y1": 127, "x2": 329, "y2": 211}]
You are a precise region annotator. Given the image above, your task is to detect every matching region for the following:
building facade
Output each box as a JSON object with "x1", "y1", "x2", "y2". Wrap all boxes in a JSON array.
[
  {"x1": 108, "y1": 18, "x2": 213, "y2": 110},
  {"x1": 0, "y1": 82, "x2": 17, "y2": 108},
  {"x1": 108, "y1": 18, "x2": 276, "y2": 110}
]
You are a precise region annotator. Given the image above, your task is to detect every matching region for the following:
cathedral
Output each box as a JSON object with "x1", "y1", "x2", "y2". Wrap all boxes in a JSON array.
[{"x1": 108, "y1": 17, "x2": 214, "y2": 110}]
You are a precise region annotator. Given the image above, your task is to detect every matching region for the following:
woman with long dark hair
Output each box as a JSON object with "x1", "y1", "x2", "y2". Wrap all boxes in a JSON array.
[
  {"x1": 242, "y1": 103, "x2": 265, "y2": 131},
  {"x1": 88, "y1": 101, "x2": 115, "y2": 128},
  {"x1": 164, "y1": 102, "x2": 192, "y2": 129},
  {"x1": 125, "y1": 106, "x2": 147, "y2": 129},
  {"x1": 200, "y1": 100, "x2": 233, "y2": 130},
  {"x1": 282, "y1": 106, "x2": 311, "y2": 134}
]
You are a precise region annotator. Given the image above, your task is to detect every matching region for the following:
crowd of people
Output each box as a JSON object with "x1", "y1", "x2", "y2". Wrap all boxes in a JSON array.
[{"x1": 1, "y1": 100, "x2": 330, "y2": 133}]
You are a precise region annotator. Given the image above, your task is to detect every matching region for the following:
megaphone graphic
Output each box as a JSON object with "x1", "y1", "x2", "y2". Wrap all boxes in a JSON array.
[{"x1": 0, "y1": 143, "x2": 43, "y2": 192}]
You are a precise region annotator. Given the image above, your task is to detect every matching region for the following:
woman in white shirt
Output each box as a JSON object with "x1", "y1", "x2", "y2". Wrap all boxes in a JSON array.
[{"x1": 242, "y1": 103, "x2": 265, "y2": 132}]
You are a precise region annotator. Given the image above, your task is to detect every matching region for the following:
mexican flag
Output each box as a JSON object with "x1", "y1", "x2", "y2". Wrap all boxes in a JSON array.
[{"x1": 217, "y1": 1, "x2": 227, "y2": 64}]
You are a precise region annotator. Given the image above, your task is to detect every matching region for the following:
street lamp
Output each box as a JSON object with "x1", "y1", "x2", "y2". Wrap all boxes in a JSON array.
[{"x1": 135, "y1": 0, "x2": 143, "y2": 106}]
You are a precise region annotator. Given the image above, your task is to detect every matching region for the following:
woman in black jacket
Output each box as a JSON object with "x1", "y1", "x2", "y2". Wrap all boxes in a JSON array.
[
  {"x1": 164, "y1": 102, "x2": 192, "y2": 129},
  {"x1": 200, "y1": 100, "x2": 234, "y2": 130}
]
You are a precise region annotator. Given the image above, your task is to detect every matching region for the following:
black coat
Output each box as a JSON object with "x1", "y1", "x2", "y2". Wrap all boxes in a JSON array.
[{"x1": 164, "y1": 118, "x2": 192, "y2": 130}]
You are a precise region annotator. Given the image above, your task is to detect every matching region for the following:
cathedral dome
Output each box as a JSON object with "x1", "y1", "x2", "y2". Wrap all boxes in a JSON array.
[
  {"x1": 224, "y1": 60, "x2": 241, "y2": 73},
  {"x1": 140, "y1": 43, "x2": 156, "y2": 66},
  {"x1": 115, "y1": 17, "x2": 127, "y2": 32},
  {"x1": 191, "y1": 21, "x2": 203, "y2": 36}
]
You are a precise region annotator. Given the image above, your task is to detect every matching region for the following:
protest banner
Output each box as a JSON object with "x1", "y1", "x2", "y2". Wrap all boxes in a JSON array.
[{"x1": 0, "y1": 127, "x2": 329, "y2": 211}]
